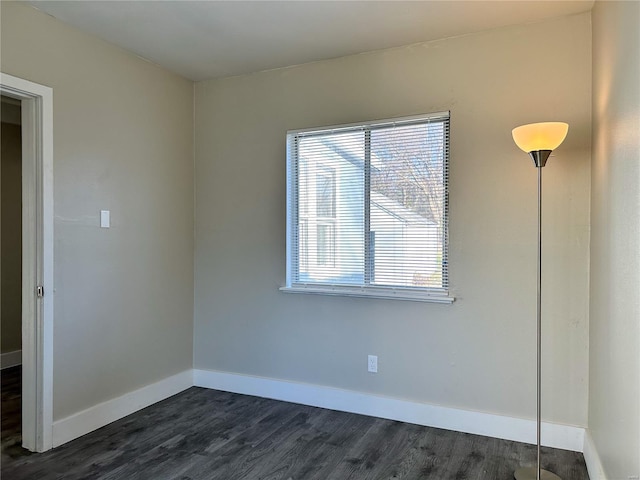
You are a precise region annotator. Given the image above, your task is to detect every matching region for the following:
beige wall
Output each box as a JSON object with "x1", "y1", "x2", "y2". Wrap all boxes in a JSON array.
[
  {"x1": 590, "y1": 1, "x2": 640, "y2": 477},
  {"x1": 1, "y1": 3, "x2": 194, "y2": 419},
  {"x1": 194, "y1": 13, "x2": 591, "y2": 426},
  {"x1": 1, "y1": 115, "x2": 22, "y2": 354}
]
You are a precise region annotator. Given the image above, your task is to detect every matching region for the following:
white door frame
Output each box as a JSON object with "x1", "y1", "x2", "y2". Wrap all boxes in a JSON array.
[{"x1": 1, "y1": 73, "x2": 54, "y2": 452}]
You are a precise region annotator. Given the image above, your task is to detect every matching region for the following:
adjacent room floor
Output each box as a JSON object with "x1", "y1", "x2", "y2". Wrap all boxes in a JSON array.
[
  {"x1": 1, "y1": 368, "x2": 589, "y2": 480},
  {"x1": 1, "y1": 365, "x2": 22, "y2": 465}
]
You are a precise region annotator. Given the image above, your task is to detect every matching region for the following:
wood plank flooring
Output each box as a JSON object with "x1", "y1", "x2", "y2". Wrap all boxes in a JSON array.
[
  {"x1": 1, "y1": 367, "x2": 589, "y2": 480},
  {"x1": 1, "y1": 365, "x2": 22, "y2": 462}
]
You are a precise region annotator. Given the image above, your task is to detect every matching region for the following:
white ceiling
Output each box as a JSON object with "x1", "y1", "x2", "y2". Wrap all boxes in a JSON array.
[{"x1": 28, "y1": 1, "x2": 594, "y2": 81}]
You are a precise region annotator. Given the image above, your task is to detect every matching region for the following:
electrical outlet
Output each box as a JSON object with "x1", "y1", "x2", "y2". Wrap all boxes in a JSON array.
[{"x1": 368, "y1": 355, "x2": 378, "y2": 373}]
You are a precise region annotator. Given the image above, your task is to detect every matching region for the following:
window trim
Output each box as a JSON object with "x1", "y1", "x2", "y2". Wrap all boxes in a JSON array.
[
  {"x1": 283, "y1": 112, "x2": 454, "y2": 303},
  {"x1": 279, "y1": 284, "x2": 455, "y2": 303}
]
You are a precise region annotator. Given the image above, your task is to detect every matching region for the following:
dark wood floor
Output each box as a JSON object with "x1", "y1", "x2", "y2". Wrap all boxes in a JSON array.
[
  {"x1": 1, "y1": 366, "x2": 589, "y2": 480},
  {"x1": 1, "y1": 365, "x2": 23, "y2": 463}
]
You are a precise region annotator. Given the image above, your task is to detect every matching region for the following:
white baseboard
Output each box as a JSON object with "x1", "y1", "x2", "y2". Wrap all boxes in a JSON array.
[
  {"x1": 52, "y1": 370, "x2": 193, "y2": 448},
  {"x1": 1, "y1": 350, "x2": 22, "y2": 369},
  {"x1": 193, "y1": 368, "x2": 585, "y2": 452},
  {"x1": 50, "y1": 367, "x2": 586, "y2": 454},
  {"x1": 583, "y1": 430, "x2": 608, "y2": 480}
]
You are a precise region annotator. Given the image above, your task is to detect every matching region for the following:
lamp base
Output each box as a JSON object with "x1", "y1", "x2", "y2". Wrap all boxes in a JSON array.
[{"x1": 514, "y1": 467, "x2": 563, "y2": 480}]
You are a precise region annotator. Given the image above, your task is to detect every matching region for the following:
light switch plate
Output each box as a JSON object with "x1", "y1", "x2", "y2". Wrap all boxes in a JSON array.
[{"x1": 100, "y1": 210, "x2": 110, "y2": 228}]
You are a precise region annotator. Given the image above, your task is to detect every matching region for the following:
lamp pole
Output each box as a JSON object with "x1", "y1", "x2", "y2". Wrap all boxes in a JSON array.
[
  {"x1": 514, "y1": 150, "x2": 561, "y2": 480},
  {"x1": 535, "y1": 154, "x2": 545, "y2": 480},
  {"x1": 536, "y1": 162, "x2": 543, "y2": 480}
]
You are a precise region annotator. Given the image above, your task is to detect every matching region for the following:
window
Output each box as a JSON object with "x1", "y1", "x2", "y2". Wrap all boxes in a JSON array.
[{"x1": 282, "y1": 112, "x2": 452, "y2": 303}]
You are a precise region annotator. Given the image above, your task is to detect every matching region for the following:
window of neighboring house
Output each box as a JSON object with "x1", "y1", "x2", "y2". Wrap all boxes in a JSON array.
[
  {"x1": 282, "y1": 112, "x2": 453, "y2": 303},
  {"x1": 315, "y1": 166, "x2": 336, "y2": 267}
]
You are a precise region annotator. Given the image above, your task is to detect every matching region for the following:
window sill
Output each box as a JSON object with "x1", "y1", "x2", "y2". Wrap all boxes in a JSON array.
[{"x1": 279, "y1": 285, "x2": 455, "y2": 304}]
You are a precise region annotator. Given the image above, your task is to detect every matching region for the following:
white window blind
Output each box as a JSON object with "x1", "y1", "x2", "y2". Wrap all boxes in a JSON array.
[{"x1": 283, "y1": 112, "x2": 452, "y2": 302}]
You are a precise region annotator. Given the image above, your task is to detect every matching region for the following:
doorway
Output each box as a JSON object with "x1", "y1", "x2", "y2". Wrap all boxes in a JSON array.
[
  {"x1": 1, "y1": 94, "x2": 24, "y2": 458},
  {"x1": 0, "y1": 73, "x2": 53, "y2": 453}
]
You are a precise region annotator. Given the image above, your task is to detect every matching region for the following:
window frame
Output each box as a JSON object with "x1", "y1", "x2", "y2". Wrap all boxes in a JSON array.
[{"x1": 281, "y1": 112, "x2": 454, "y2": 303}]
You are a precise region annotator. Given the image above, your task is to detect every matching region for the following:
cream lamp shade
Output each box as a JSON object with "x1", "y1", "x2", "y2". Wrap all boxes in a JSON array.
[{"x1": 512, "y1": 122, "x2": 569, "y2": 153}]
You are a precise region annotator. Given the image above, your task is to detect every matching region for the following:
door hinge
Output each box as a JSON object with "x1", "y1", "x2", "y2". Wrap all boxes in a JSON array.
[{"x1": 36, "y1": 285, "x2": 44, "y2": 298}]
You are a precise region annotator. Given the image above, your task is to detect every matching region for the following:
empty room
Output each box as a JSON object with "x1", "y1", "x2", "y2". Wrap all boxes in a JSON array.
[{"x1": 1, "y1": 1, "x2": 638, "y2": 479}]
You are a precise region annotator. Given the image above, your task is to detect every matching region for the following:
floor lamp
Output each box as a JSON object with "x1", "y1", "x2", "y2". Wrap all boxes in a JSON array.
[{"x1": 511, "y1": 122, "x2": 569, "y2": 480}]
